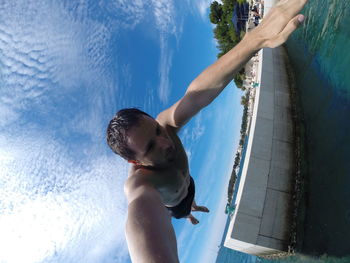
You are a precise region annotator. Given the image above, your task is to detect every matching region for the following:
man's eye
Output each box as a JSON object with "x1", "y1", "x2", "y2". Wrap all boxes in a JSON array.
[{"x1": 147, "y1": 142, "x2": 154, "y2": 154}]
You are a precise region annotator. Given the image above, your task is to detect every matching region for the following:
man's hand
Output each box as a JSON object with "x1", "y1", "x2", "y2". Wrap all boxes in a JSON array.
[{"x1": 247, "y1": 0, "x2": 307, "y2": 48}]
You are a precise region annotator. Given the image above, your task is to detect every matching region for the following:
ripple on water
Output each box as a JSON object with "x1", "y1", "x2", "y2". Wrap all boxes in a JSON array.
[{"x1": 286, "y1": 0, "x2": 350, "y2": 257}]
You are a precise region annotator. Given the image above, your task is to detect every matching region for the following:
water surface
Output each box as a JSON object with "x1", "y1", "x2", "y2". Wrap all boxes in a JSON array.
[{"x1": 216, "y1": 0, "x2": 350, "y2": 261}]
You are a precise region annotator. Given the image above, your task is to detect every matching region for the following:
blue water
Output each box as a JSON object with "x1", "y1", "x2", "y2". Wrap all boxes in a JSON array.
[
  {"x1": 285, "y1": 0, "x2": 350, "y2": 258},
  {"x1": 216, "y1": 0, "x2": 350, "y2": 262}
]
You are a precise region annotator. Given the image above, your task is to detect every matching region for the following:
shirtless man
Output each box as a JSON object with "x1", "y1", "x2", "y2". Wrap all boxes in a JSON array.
[
  {"x1": 108, "y1": 108, "x2": 209, "y2": 224},
  {"x1": 106, "y1": 0, "x2": 307, "y2": 262}
]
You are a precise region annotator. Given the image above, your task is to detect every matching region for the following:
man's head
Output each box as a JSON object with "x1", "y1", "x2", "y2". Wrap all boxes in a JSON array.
[{"x1": 106, "y1": 108, "x2": 176, "y2": 167}]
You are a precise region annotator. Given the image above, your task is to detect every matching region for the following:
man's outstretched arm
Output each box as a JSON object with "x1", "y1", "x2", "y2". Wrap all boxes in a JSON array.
[
  {"x1": 124, "y1": 177, "x2": 179, "y2": 263},
  {"x1": 157, "y1": 0, "x2": 307, "y2": 131}
]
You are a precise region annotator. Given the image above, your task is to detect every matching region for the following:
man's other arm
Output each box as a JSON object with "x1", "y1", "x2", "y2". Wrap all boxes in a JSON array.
[
  {"x1": 124, "y1": 176, "x2": 179, "y2": 263},
  {"x1": 157, "y1": 0, "x2": 307, "y2": 131}
]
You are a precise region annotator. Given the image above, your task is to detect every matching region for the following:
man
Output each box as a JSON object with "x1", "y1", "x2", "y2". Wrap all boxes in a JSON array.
[
  {"x1": 106, "y1": 0, "x2": 307, "y2": 262},
  {"x1": 107, "y1": 108, "x2": 209, "y2": 225}
]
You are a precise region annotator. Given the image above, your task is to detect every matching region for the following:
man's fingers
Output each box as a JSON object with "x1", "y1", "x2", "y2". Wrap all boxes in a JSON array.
[
  {"x1": 282, "y1": 14, "x2": 305, "y2": 39},
  {"x1": 266, "y1": 14, "x2": 305, "y2": 48},
  {"x1": 297, "y1": 14, "x2": 305, "y2": 23},
  {"x1": 277, "y1": 0, "x2": 308, "y2": 17}
]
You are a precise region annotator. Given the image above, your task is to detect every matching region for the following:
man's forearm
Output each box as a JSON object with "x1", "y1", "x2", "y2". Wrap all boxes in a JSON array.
[
  {"x1": 185, "y1": 0, "x2": 307, "y2": 109},
  {"x1": 125, "y1": 185, "x2": 179, "y2": 263},
  {"x1": 185, "y1": 33, "x2": 263, "y2": 108},
  {"x1": 156, "y1": 33, "x2": 264, "y2": 129},
  {"x1": 156, "y1": 0, "x2": 306, "y2": 129}
]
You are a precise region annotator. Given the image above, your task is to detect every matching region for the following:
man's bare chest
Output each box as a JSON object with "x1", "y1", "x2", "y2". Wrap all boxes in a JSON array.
[{"x1": 152, "y1": 132, "x2": 191, "y2": 205}]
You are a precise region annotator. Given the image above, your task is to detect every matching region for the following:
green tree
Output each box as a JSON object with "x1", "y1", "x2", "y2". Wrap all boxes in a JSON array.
[
  {"x1": 240, "y1": 95, "x2": 249, "y2": 106},
  {"x1": 227, "y1": 169, "x2": 237, "y2": 203},
  {"x1": 222, "y1": 0, "x2": 236, "y2": 16},
  {"x1": 234, "y1": 153, "x2": 240, "y2": 168},
  {"x1": 209, "y1": 1, "x2": 224, "y2": 24},
  {"x1": 213, "y1": 22, "x2": 230, "y2": 42},
  {"x1": 209, "y1": 0, "x2": 248, "y2": 65}
]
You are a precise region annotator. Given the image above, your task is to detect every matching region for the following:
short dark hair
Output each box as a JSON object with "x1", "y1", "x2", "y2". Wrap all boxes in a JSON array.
[{"x1": 106, "y1": 108, "x2": 152, "y2": 160}]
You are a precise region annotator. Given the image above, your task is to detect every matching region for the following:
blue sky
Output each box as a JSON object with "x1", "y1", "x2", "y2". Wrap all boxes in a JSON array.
[{"x1": 0, "y1": 0, "x2": 244, "y2": 262}]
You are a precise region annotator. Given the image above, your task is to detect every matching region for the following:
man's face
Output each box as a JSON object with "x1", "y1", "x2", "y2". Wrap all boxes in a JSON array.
[{"x1": 126, "y1": 115, "x2": 176, "y2": 167}]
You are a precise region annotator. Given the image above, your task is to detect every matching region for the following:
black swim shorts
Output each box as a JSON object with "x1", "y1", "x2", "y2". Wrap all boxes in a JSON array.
[{"x1": 166, "y1": 176, "x2": 195, "y2": 219}]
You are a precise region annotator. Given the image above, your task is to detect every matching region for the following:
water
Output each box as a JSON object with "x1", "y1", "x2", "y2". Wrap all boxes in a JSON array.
[
  {"x1": 286, "y1": 0, "x2": 350, "y2": 257},
  {"x1": 216, "y1": 0, "x2": 350, "y2": 262}
]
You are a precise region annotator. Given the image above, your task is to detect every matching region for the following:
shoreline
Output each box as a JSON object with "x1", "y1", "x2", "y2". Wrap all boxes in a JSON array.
[{"x1": 224, "y1": 0, "x2": 302, "y2": 256}]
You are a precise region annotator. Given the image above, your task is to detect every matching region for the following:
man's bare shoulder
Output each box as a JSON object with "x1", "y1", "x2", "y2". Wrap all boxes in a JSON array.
[
  {"x1": 124, "y1": 166, "x2": 157, "y2": 202},
  {"x1": 156, "y1": 114, "x2": 181, "y2": 139},
  {"x1": 156, "y1": 108, "x2": 172, "y2": 125},
  {"x1": 156, "y1": 107, "x2": 182, "y2": 134}
]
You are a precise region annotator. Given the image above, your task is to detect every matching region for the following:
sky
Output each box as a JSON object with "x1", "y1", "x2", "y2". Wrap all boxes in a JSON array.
[{"x1": 0, "y1": 0, "x2": 244, "y2": 262}]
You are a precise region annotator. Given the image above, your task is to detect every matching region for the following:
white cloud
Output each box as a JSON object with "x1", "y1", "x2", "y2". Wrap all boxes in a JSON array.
[
  {"x1": 143, "y1": 82, "x2": 158, "y2": 114},
  {"x1": 177, "y1": 223, "x2": 206, "y2": 263},
  {"x1": 180, "y1": 128, "x2": 194, "y2": 162},
  {"x1": 121, "y1": 63, "x2": 132, "y2": 89},
  {"x1": 197, "y1": 0, "x2": 211, "y2": 19},
  {"x1": 98, "y1": 0, "x2": 182, "y2": 106},
  {"x1": 0, "y1": 0, "x2": 114, "y2": 129},
  {"x1": 180, "y1": 113, "x2": 205, "y2": 143},
  {"x1": 185, "y1": 149, "x2": 193, "y2": 163},
  {"x1": 197, "y1": 192, "x2": 228, "y2": 263},
  {"x1": 148, "y1": 0, "x2": 179, "y2": 105},
  {"x1": 95, "y1": 0, "x2": 183, "y2": 106},
  {"x1": 151, "y1": 0, "x2": 177, "y2": 35},
  {"x1": 0, "y1": 104, "x2": 19, "y2": 127},
  {"x1": 0, "y1": 1, "x2": 197, "y2": 262},
  {"x1": 179, "y1": 113, "x2": 206, "y2": 162},
  {"x1": 185, "y1": 0, "x2": 222, "y2": 20},
  {"x1": 99, "y1": 0, "x2": 147, "y2": 30},
  {"x1": 157, "y1": 37, "x2": 173, "y2": 104},
  {"x1": 212, "y1": 36, "x2": 219, "y2": 49},
  {"x1": 176, "y1": 193, "x2": 227, "y2": 263},
  {"x1": 0, "y1": 132, "x2": 130, "y2": 263},
  {"x1": 192, "y1": 114, "x2": 205, "y2": 140}
]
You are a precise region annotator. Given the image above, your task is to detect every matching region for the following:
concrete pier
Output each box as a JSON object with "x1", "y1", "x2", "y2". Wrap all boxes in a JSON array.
[{"x1": 223, "y1": 44, "x2": 295, "y2": 255}]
